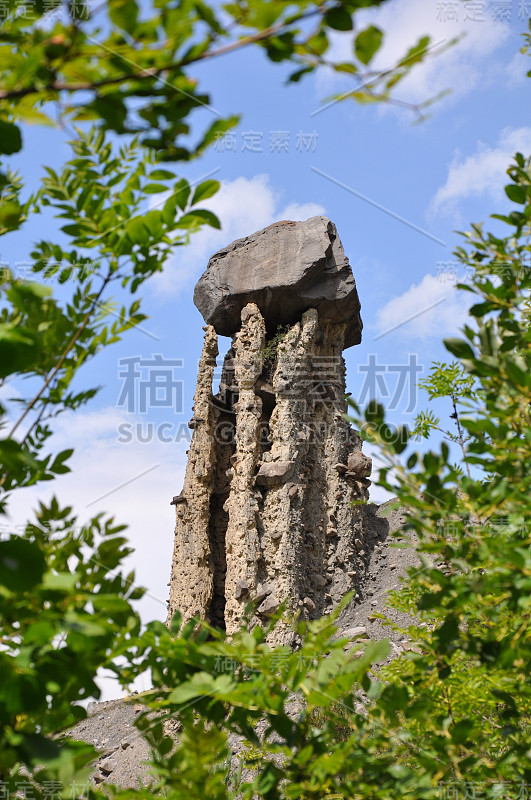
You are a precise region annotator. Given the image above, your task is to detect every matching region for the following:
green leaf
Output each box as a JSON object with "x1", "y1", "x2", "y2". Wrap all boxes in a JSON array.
[
  {"x1": 175, "y1": 209, "x2": 220, "y2": 229},
  {"x1": 142, "y1": 209, "x2": 163, "y2": 239},
  {"x1": 162, "y1": 193, "x2": 179, "y2": 226},
  {"x1": 444, "y1": 337, "x2": 475, "y2": 360},
  {"x1": 355, "y1": 26, "x2": 383, "y2": 65},
  {"x1": 307, "y1": 31, "x2": 328, "y2": 56},
  {"x1": 194, "y1": 0, "x2": 224, "y2": 33},
  {"x1": 149, "y1": 170, "x2": 176, "y2": 180},
  {"x1": 257, "y1": 762, "x2": 278, "y2": 793},
  {"x1": 194, "y1": 115, "x2": 239, "y2": 156},
  {"x1": 365, "y1": 637, "x2": 391, "y2": 663},
  {"x1": 0, "y1": 200, "x2": 23, "y2": 231},
  {"x1": 91, "y1": 95, "x2": 127, "y2": 132},
  {"x1": 108, "y1": 0, "x2": 139, "y2": 33},
  {"x1": 325, "y1": 6, "x2": 353, "y2": 31},
  {"x1": 469, "y1": 302, "x2": 493, "y2": 317},
  {"x1": 451, "y1": 719, "x2": 476, "y2": 744},
  {"x1": 0, "y1": 538, "x2": 46, "y2": 591},
  {"x1": 168, "y1": 677, "x2": 213, "y2": 704},
  {"x1": 505, "y1": 184, "x2": 527, "y2": 204},
  {"x1": 380, "y1": 684, "x2": 409, "y2": 711},
  {"x1": 50, "y1": 448, "x2": 73, "y2": 475},
  {"x1": 143, "y1": 183, "x2": 168, "y2": 194},
  {"x1": 126, "y1": 216, "x2": 149, "y2": 245},
  {"x1": 173, "y1": 178, "x2": 191, "y2": 211},
  {"x1": 22, "y1": 733, "x2": 61, "y2": 761},
  {"x1": 288, "y1": 66, "x2": 314, "y2": 83},
  {"x1": 0, "y1": 120, "x2": 22, "y2": 155},
  {"x1": 170, "y1": 609, "x2": 182, "y2": 633},
  {"x1": 435, "y1": 615, "x2": 459, "y2": 648},
  {"x1": 191, "y1": 179, "x2": 220, "y2": 205},
  {"x1": 61, "y1": 224, "x2": 85, "y2": 238},
  {"x1": 92, "y1": 594, "x2": 132, "y2": 613},
  {"x1": 398, "y1": 35, "x2": 430, "y2": 68},
  {"x1": 333, "y1": 62, "x2": 358, "y2": 75},
  {"x1": 42, "y1": 572, "x2": 78, "y2": 592},
  {"x1": 389, "y1": 764, "x2": 412, "y2": 779}
]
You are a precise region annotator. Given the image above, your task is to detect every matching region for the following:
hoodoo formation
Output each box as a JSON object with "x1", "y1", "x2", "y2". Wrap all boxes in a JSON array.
[{"x1": 167, "y1": 216, "x2": 373, "y2": 644}]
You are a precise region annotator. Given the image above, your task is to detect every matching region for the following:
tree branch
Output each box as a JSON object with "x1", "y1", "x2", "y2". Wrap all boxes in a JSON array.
[{"x1": 0, "y1": 8, "x2": 323, "y2": 102}]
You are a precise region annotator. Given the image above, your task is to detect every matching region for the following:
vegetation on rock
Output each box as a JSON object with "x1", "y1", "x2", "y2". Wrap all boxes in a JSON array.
[{"x1": 261, "y1": 324, "x2": 292, "y2": 370}]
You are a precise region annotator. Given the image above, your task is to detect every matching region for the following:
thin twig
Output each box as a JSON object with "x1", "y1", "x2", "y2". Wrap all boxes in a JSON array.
[
  {"x1": 451, "y1": 394, "x2": 471, "y2": 480},
  {"x1": 7, "y1": 274, "x2": 109, "y2": 438}
]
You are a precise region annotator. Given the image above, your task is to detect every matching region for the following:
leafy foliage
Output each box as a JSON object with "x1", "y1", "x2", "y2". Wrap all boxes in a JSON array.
[
  {"x1": 3, "y1": 148, "x2": 526, "y2": 797},
  {"x1": 346, "y1": 150, "x2": 531, "y2": 795},
  {"x1": 0, "y1": 0, "x2": 441, "y2": 159},
  {"x1": 9, "y1": 146, "x2": 522, "y2": 800},
  {"x1": 413, "y1": 360, "x2": 477, "y2": 477},
  {"x1": 0, "y1": 128, "x2": 220, "y2": 512},
  {"x1": 0, "y1": 499, "x2": 143, "y2": 785}
]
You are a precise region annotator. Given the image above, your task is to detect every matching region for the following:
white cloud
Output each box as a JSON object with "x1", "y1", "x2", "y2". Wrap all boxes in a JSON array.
[
  {"x1": 505, "y1": 50, "x2": 530, "y2": 87},
  {"x1": 374, "y1": 273, "x2": 470, "y2": 341},
  {"x1": 430, "y1": 126, "x2": 531, "y2": 217},
  {"x1": 151, "y1": 174, "x2": 325, "y2": 296},
  {"x1": 316, "y1": 0, "x2": 509, "y2": 108}
]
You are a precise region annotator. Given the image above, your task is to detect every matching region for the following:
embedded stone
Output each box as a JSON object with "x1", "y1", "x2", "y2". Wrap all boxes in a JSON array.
[
  {"x1": 234, "y1": 580, "x2": 249, "y2": 600},
  {"x1": 257, "y1": 595, "x2": 280, "y2": 615},
  {"x1": 347, "y1": 451, "x2": 372, "y2": 478},
  {"x1": 255, "y1": 460, "x2": 295, "y2": 487},
  {"x1": 341, "y1": 626, "x2": 368, "y2": 639},
  {"x1": 254, "y1": 582, "x2": 272, "y2": 602},
  {"x1": 100, "y1": 758, "x2": 118, "y2": 774},
  {"x1": 303, "y1": 596, "x2": 316, "y2": 612}
]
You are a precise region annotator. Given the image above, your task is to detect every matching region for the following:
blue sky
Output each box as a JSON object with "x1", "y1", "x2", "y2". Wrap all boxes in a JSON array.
[{"x1": 1, "y1": 0, "x2": 530, "y2": 693}]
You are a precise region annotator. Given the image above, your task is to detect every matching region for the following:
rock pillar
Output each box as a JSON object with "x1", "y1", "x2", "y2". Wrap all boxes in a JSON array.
[{"x1": 167, "y1": 217, "x2": 372, "y2": 643}]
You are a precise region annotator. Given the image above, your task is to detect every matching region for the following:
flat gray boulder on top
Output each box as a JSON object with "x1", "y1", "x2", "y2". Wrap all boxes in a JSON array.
[{"x1": 193, "y1": 216, "x2": 362, "y2": 349}]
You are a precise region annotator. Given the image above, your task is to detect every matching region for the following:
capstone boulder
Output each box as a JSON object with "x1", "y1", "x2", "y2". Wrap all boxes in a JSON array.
[{"x1": 193, "y1": 216, "x2": 362, "y2": 349}]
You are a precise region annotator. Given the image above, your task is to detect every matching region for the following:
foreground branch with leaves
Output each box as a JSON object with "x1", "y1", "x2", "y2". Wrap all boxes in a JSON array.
[
  {"x1": 0, "y1": 128, "x2": 221, "y2": 508},
  {"x1": 0, "y1": 0, "x2": 445, "y2": 161}
]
